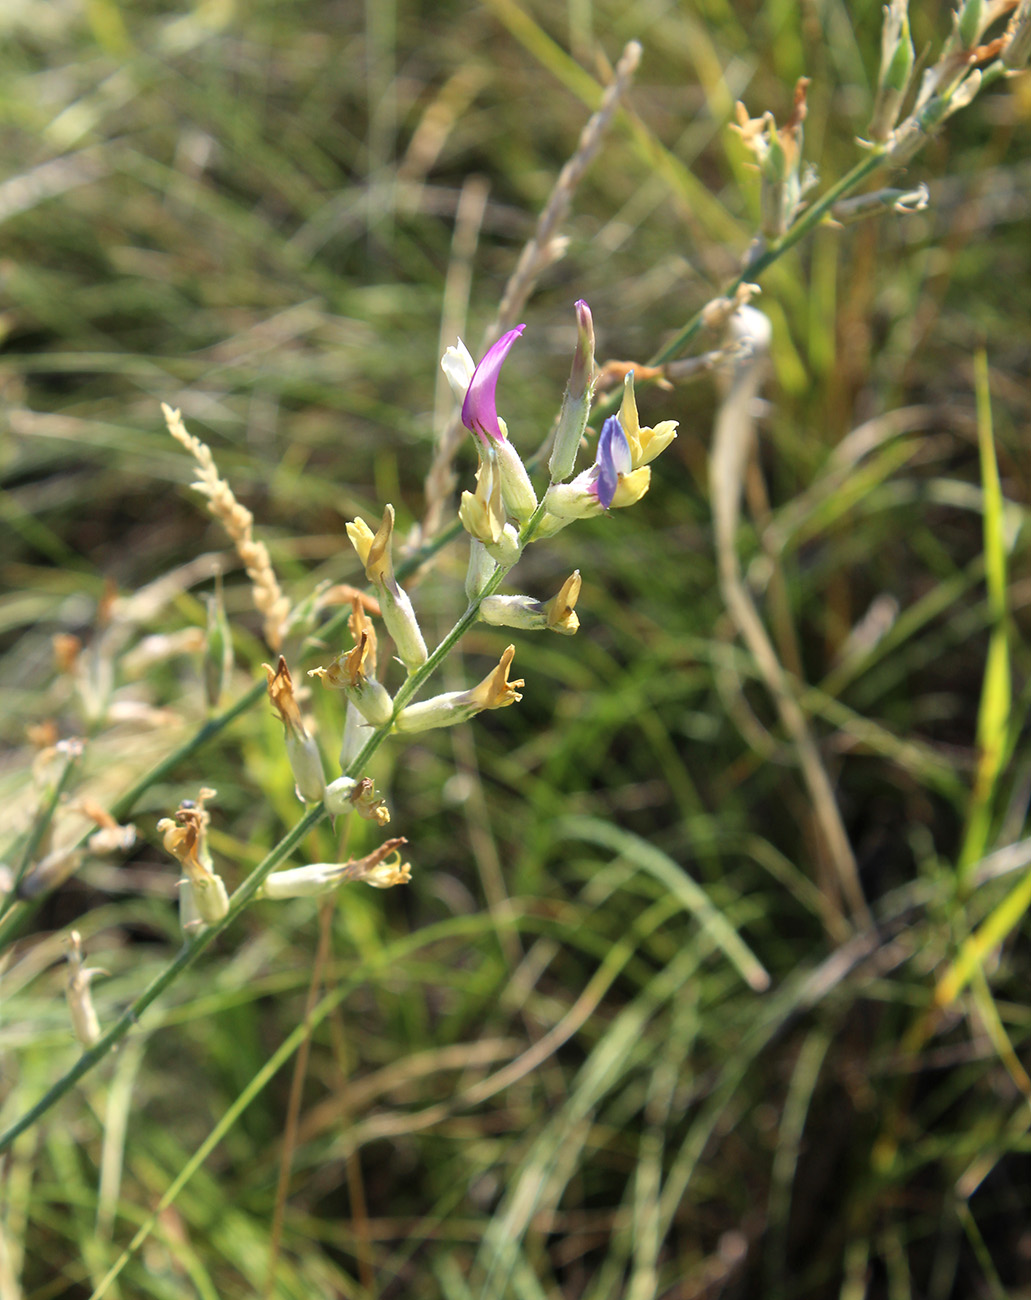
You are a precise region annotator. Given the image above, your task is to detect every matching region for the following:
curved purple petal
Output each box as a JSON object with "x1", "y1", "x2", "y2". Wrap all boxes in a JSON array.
[
  {"x1": 461, "y1": 324, "x2": 525, "y2": 443},
  {"x1": 594, "y1": 416, "x2": 631, "y2": 509}
]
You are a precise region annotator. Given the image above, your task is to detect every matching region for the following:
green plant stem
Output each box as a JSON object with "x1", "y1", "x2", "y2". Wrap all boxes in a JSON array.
[
  {"x1": 365, "y1": 555, "x2": 514, "y2": 730},
  {"x1": 0, "y1": 519, "x2": 465, "y2": 952},
  {"x1": 0, "y1": 802, "x2": 325, "y2": 1155},
  {"x1": 0, "y1": 685, "x2": 265, "y2": 951},
  {"x1": 2, "y1": 745, "x2": 83, "y2": 909},
  {"x1": 0, "y1": 546, "x2": 513, "y2": 1154},
  {"x1": 86, "y1": 957, "x2": 360, "y2": 1300},
  {"x1": 669, "y1": 149, "x2": 886, "y2": 358},
  {"x1": 0, "y1": 145, "x2": 894, "y2": 1151},
  {"x1": 1, "y1": 144, "x2": 888, "y2": 946},
  {"x1": 593, "y1": 147, "x2": 889, "y2": 420}
]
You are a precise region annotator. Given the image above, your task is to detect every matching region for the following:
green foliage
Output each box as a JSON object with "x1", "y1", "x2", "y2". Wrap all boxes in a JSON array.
[{"x1": 2, "y1": 1, "x2": 1031, "y2": 1297}]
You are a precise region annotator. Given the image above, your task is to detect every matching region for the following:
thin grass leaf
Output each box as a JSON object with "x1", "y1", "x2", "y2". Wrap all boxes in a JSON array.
[
  {"x1": 958, "y1": 350, "x2": 1012, "y2": 881},
  {"x1": 934, "y1": 866, "x2": 1031, "y2": 1008},
  {"x1": 554, "y1": 816, "x2": 770, "y2": 992}
]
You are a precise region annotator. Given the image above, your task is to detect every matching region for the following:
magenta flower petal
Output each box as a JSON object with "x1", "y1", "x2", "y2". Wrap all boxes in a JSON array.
[
  {"x1": 594, "y1": 416, "x2": 631, "y2": 509},
  {"x1": 461, "y1": 324, "x2": 526, "y2": 444}
]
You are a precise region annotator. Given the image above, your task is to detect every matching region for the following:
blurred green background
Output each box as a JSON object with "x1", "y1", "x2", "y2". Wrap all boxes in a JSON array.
[{"x1": 2, "y1": 0, "x2": 1031, "y2": 1296}]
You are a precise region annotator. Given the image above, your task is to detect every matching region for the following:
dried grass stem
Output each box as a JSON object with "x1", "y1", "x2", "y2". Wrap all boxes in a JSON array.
[
  {"x1": 490, "y1": 39, "x2": 642, "y2": 340},
  {"x1": 162, "y1": 404, "x2": 289, "y2": 652}
]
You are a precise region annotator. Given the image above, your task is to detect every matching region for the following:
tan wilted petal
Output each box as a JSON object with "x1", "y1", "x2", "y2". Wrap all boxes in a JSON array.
[
  {"x1": 346, "y1": 837, "x2": 411, "y2": 888},
  {"x1": 347, "y1": 597, "x2": 379, "y2": 677},
  {"x1": 79, "y1": 800, "x2": 137, "y2": 854},
  {"x1": 264, "y1": 656, "x2": 307, "y2": 738},
  {"x1": 349, "y1": 775, "x2": 391, "y2": 826},
  {"x1": 466, "y1": 645, "x2": 524, "y2": 711},
  {"x1": 53, "y1": 633, "x2": 82, "y2": 675}
]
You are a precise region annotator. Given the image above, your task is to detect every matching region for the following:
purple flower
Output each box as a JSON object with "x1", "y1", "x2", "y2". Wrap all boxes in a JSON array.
[
  {"x1": 462, "y1": 325, "x2": 525, "y2": 444},
  {"x1": 593, "y1": 416, "x2": 632, "y2": 509}
]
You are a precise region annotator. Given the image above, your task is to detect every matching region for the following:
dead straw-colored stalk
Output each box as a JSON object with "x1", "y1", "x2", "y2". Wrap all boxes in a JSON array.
[
  {"x1": 489, "y1": 39, "x2": 642, "y2": 338},
  {"x1": 162, "y1": 404, "x2": 290, "y2": 652},
  {"x1": 417, "y1": 39, "x2": 642, "y2": 547},
  {"x1": 709, "y1": 314, "x2": 872, "y2": 936}
]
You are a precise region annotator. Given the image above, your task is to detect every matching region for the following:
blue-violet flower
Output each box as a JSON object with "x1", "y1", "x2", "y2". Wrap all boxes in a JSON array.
[{"x1": 594, "y1": 416, "x2": 632, "y2": 510}]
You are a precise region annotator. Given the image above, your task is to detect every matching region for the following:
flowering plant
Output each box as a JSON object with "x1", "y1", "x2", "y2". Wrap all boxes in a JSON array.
[{"x1": 2, "y1": 10, "x2": 1029, "y2": 1291}]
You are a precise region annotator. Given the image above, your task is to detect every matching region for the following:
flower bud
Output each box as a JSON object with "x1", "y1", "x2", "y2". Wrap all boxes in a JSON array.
[
  {"x1": 484, "y1": 523, "x2": 522, "y2": 567},
  {"x1": 259, "y1": 861, "x2": 351, "y2": 899},
  {"x1": 347, "y1": 673, "x2": 394, "y2": 725},
  {"x1": 339, "y1": 702, "x2": 368, "y2": 770},
  {"x1": 549, "y1": 300, "x2": 596, "y2": 484},
  {"x1": 347, "y1": 507, "x2": 428, "y2": 670},
  {"x1": 493, "y1": 431, "x2": 538, "y2": 523},
  {"x1": 264, "y1": 657, "x2": 327, "y2": 803},
  {"x1": 870, "y1": 0, "x2": 914, "y2": 141},
  {"x1": 479, "y1": 595, "x2": 548, "y2": 632},
  {"x1": 381, "y1": 582, "x2": 429, "y2": 671},
  {"x1": 957, "y1": 0, "x2": 983, "y2": 50},
  {"x1": 394, "y1": 691, "x2": 483, "y2": 733},
  {"x1": 1003, "y1": 0, "x2": 1031, "y2": 68},
  {"x1": 285, "y1": 733, "x2": 327, "y2": 804},
  {"x1": 466, "y1": 539, "x2": 496, "y2": 599}
]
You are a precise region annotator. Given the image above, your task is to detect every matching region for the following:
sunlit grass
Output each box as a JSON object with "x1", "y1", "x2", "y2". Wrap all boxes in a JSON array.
[{"x1": 2, "y1": 0, "x2": 1031, "y2": 1296}]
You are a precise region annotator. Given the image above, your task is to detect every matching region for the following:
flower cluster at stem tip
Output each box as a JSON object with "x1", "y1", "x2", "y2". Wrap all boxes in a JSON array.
[
  {"x1": 156, "y1": 303, "x2": 677, "y2": 917},
  {"x1": 443, "y1": 302, "x2": 677, "y2": 544}
]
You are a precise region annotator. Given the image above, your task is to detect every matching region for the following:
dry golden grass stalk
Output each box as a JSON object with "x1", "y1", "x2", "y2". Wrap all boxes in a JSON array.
[
  {"x1": 490, "y1": 38, "x2": 642, "y2": 338},
  {"x1": 162, "y1": 404, "x2": 290, "y2": 652},
  {"x1": 416, "y1": 42, "x2": 642, "y2": 550}
]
